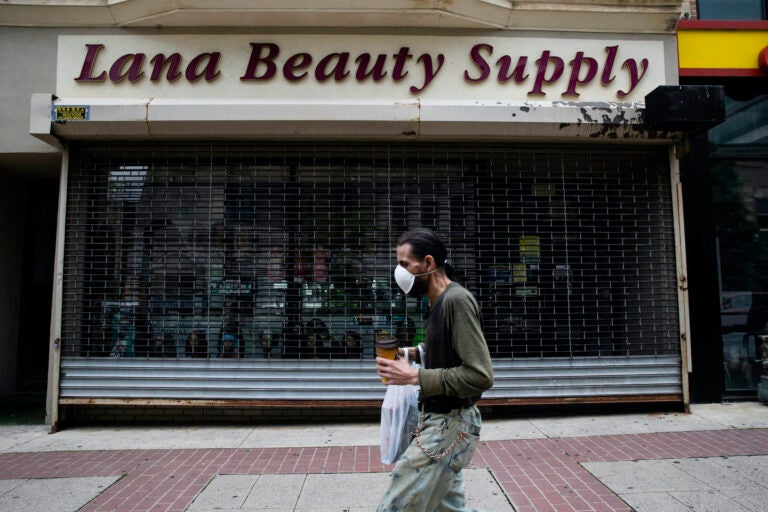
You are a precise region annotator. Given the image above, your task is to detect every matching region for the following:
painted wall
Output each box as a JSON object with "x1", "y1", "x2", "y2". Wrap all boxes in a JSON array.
[{"x1": 0, "y1": 28, "x2": 60, "y2": 157}]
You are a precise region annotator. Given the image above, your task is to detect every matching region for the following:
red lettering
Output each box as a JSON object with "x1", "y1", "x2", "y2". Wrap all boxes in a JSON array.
[
  {"x1": 315, "y1": 53, "x2": 350, "y2": 82},
  {"x1": 617, "y1": 58, "x2": 648, "y2": 97},
  {"x1": 149, "y1": 53, "x2": 183, "y2": 82},
  {"x1": 497, "y1": 55, "x2": 528, "y2": 83},
  {"x1": 284, "y1": 53, "x2": 312, "y2": 81},
  {"x1": 109, "y1": 53, "x2": 145, "y2": 83},
  {"x1": 70, "y1": 40, "x2": 646, "y2": 100},
  {"x1": 392, "y1": 47, "x2": 413, "y2": 81},
  {"x1": 411, "y1": 54, "x2": 444, "y2": 94},
  {"x1": 465, "y1": 43, "x2": 492, "y2": 82},
  {"x1": 529, "y1": 51, "x2": 564, "y2": 96},
  {"x1": 354, "y1": 53, "x2": 388, "y2": 81},
  {"x1": 563, "y1": 52, "x2": 598, "y2": 97},
  {"x1": 75, "y1": 44, "x2": 107, "y2": 82},
  {"x1": 241, "y1": 43, "x2": 279, "y2": 80},
  {"x1": 185, "y1": 52, "x2": 221, "y2": 82},
  {"x1": 602, "y1": 45, "x2": 618, "y2": 85}
]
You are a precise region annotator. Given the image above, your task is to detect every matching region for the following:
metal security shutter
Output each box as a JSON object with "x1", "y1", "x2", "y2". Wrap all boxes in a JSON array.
[{"x1": 60, "y1": 142, "x2": 681, "y2": 402}]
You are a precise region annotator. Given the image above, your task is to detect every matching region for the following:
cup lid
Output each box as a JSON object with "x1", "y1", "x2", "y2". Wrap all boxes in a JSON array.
[{"x1": 375, "y1": 337, "x2": 399, "y2": 349}]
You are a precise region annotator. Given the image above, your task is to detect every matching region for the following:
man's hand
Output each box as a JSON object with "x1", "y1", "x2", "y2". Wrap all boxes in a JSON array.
[{"x1": 376, "y1": 356, "x2": 419, "y2": 386}]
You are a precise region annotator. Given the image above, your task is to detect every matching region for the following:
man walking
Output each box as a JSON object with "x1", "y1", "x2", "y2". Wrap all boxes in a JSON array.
[{"x1": 376, "y1": 227, "x2": 494, "y2": 511}]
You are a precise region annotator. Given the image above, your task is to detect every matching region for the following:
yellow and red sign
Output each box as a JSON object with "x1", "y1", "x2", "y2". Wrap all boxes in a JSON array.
[{"x1": 677, "y1": 20, "x2": 768, "y2": 77}]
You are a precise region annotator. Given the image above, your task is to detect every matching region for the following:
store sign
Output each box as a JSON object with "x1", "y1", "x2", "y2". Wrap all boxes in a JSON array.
[
  {"x1": 677, "y1": 20, "x2": 768, "y2": 78},
  {"x1": 57, "y1": 35, "x2": 666, "y2": 102}
]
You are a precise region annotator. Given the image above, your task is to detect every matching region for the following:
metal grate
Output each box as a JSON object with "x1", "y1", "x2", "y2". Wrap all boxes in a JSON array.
[{"x1": 62, "y1": 142, "x2": 679, "y2": 363}]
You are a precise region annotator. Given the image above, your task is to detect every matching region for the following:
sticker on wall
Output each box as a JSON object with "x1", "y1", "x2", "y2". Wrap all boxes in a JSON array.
[
  {"x1": 489, "y1": 266, "x2": 511, "y2": 283},
  {"x1": 52, "y1": 105, "x2": 90, "y2": 121},
  {"x1": 519, "y1": 235, "x2": 540, "y2": 263},
  {"x1": 513, "y1": 263, "x2": 528, "y2": 283},
  {"x1": 515, "y1": 286, "x2": 539, "y2": 297}
]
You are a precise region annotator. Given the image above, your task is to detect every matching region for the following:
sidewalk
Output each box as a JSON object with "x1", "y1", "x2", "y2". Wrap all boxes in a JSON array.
[{"x1": 1, "y1": 402, "x2": 767, "y2": 511}]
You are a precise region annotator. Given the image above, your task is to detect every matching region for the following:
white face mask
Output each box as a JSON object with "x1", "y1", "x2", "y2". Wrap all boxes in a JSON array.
[{"x1": 393, "y1": 264, "x2": 439, "y2": 295}]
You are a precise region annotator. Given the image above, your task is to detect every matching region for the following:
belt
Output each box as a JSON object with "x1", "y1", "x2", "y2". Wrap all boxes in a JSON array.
[{"x1": 421, "y1": 398, "x2": 476, "y2": 414}]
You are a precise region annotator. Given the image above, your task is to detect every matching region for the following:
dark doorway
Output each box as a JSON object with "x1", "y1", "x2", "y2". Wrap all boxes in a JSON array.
[{"x1": 16, "y1": 178, "x2": 58, "y2": 391}]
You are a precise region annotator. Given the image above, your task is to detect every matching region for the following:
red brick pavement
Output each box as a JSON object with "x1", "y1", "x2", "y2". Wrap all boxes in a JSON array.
[{"x1": 2, "y1": 428, "x2": 768, "y2": 512}]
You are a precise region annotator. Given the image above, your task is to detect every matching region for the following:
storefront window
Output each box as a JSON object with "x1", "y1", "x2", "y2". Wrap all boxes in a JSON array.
[
  {"x1": 62, "y1": 143, "x2": 679, "y2": 362},
  {"x1": 711, "y1": 93, "x2": 768, "y2": 391},
  {"x1": 697, "y1": 0, "x2": 765, "y2": 20}
]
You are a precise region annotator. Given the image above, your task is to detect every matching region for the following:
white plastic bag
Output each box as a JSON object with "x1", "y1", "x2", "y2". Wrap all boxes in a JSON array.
[{"x1": 380, "y1": 351, "x2": 419, "y2": 464}]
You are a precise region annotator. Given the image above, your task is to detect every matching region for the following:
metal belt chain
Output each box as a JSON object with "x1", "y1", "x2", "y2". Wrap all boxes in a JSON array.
[{"x1": 412, "y1": 425, "x2": 467, "y2": 461}]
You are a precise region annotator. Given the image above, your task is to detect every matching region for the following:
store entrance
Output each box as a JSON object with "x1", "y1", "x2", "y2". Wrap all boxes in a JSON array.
[
  {"x1": 16, "y1": 178, "x2": 58, "y2": 392},
  {"x1": 711, "y1": 93, "x2": 768, "y2": 396},
  {"x1": 58, "y1": 142, "x2": 681, "y2": 403}
]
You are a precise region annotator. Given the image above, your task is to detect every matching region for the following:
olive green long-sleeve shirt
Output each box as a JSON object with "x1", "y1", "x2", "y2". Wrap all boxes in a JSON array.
[{"x1": 417, "y1": 282, "x2": 494, "y2": 404}]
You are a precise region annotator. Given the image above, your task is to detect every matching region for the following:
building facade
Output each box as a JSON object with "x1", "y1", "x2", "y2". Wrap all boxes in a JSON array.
[
  {"x1": 0, "y1": 1, "x2": 700, "y2": 427},
  {"x1": 676, "y1": 2, "x2": 768, "y2": 402}
]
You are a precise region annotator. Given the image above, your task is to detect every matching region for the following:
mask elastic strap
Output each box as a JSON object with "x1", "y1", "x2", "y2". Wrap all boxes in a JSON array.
[{"x1": 414, "y1": 266, "x2": 441, "y2": 278}]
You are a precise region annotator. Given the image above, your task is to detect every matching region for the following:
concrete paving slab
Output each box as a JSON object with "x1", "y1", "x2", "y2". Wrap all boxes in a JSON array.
[
  {"x1": 614, "y1": 491, "x2": 697, "y2": 512},
  {"x1": 239, "y1": 424, "x2": 381, "y2": 448},
  {"x1": 668, "y1": 489, "x2": 754, "y2": 511},
  {"x1": 722, "y1": 487, "x2": 768, "y2": 511},
  {"x1": 464, "y1": 467, "x2": 515, "y2": 511},
  {"x1": 584, "y1": 455, "x2": 768, "y2": 512},
  {"x1": 0, "y1": 479, "x2": 24, "y2": 495},
  {"x1": 0, "y1": 425, "x2": 49, "y2": 453},
  {"x1": 0, "y1": 475, "x2": 122, "y2": 512},
  {"x1": 294, "y1": 473, "x2": 389, "y2": 509},
  {"x1": 689, "y1": 402, "x2": 768, "y2": 429},
  {"x1": 480, "y1": 417, "x2": 544, "y2": 441},
  {"x1": 712, "y1": 454, "x2": 768, "y2": 484},
  {"x1": 621, "y1": 492, "x2": 704, "y2": 512},
  {"x1": 583, "y1": 459, "x2": 711, "y2": 493},
  {"x1": 1, "y1": 425, "x2": 255, "y2": 453},
  {"x1": 243, "y1": 474, "x2": 307, "y2": 509},
  {"x1": 293, "y1": 508, "x2": 377, "y2": 512},
  {"x1": 529, "y1": 410, "x2": 725, "y2": 438},
  {"x1": 673, "y1": 457, "x2": 756, "y2": 490},
  {"x1": 187, "y1": 469, "x2": 511, "y2": 512},
  {"x1": 2, "y1": 402, "x2": 766, "y2": 454},
  {"x1": 0, "y1": 419, "x2": 544, "y2": 453},
  {"x1": 188, "y1": 474, "x2": 258, "y2": 510},
  {"x1": 525, "y1": 402, "x2": 768, "y2": 439},
  {"x1": 2, "y1": 418, "x2": 766, "y2": 512}
]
